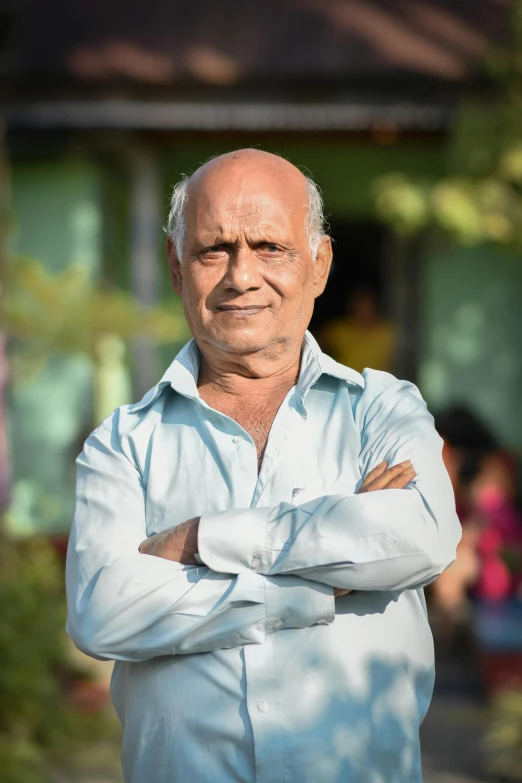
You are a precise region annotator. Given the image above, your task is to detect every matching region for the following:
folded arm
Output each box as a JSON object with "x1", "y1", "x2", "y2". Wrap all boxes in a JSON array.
[
  {"x1": 65, "y1": 415, "x2": 334, "y2": 663},
  {"x1": 197, "y1": 376, "x2": 462, "y2": 592}
]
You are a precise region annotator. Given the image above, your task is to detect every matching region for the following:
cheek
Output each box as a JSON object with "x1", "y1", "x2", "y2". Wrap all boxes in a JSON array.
[
  {"x1": 182, "y1": 269, "x2": 216, "y2": 311},
  {"x1": 266, "y1": 263, "x2": 314, "y2": 305}
]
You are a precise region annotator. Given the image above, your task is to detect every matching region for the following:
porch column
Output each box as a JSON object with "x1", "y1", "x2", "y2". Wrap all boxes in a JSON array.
[
  {"x1": 0, "y1": 113, "x2": 10, "y2": 510},
  {"x1": 128, "y1": 147, "x2": 162, "y2": 399},
  {"x1": 384, "y1": 232, "x2": 423, "y2": 383}
]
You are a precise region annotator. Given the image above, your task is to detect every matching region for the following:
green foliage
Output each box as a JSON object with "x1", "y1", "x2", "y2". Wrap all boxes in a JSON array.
[
  {"x1": 0, "y1": 532, "x2": 110, "y2": 783},
  {"x1": 5, "y1": 258, "x2": 189, "y2": 379},
  {"x1": 485, "y1": 690, "x2": 522, "y2": 780},
  {"x1": 373, "y1": 174, "x2": 431, "y2": 234},
  {"x1": 374, "y1": 0, "x2": 522, "y2": 249}
]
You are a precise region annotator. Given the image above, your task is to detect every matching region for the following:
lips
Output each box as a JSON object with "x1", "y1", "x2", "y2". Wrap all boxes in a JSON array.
[
  {"x1": 217, "y1": 305, "x2": 265, "y2": 310},
  {"x1": 216, "y1": 305, "x2": 266, "y2": 315}
]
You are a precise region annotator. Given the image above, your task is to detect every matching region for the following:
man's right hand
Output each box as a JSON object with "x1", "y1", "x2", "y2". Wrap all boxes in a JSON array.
[
  {"x1": 139, "y1": 517, "x2": 200, "y2": 565},
  {"x1": 333, "y1": 460, "x2": 417, "y2": 597}
]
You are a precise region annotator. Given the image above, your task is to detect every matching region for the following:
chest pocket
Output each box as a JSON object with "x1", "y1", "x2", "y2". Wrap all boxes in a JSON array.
[{"x1": 288, "y1": 381, "x2": 363, "y2": 505}]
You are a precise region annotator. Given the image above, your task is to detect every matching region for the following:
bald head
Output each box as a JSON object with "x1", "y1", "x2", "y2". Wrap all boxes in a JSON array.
[
  {"x1": 166, "y1": 149, "x2": 327, "y2": 260},
  {"x1": 189, "y1": 149, "x2": 308, "y2": 193}
]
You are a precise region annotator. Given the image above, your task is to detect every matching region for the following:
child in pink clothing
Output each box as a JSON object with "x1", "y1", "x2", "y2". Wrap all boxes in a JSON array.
[
  {"x1": 432, "y1": 407, "x2": 522, "y2": 622},
  {"x1": 472, "y1": 454, "x2": 522, "y2": 602}
]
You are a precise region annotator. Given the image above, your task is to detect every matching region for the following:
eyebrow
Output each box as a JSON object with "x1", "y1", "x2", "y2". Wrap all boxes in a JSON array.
[{"x1": 198, "y1": 233, "x2": 286, "y2": 247}]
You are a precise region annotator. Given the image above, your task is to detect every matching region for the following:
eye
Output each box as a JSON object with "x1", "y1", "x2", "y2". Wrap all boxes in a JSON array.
[
  {"x1": 199, "y1": 245, "x2": 226, "y2": 260},
  {"x1": 259, "y1": 243, "x2": 281, "y2": 255}
]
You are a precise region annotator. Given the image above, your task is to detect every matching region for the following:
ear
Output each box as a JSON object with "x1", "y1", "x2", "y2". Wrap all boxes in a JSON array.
[
  {"x1": 312, "y1": 236, "x2": 333, "y2": 298},
  {"x1": 166, "y1": 238, "x2": 183, "y2": 296}
]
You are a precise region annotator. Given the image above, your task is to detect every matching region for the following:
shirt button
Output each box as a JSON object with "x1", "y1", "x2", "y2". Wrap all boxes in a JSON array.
[
  {"x1": 250, "y1": 555, "x2": 261, "y2": 569},
  {"x1": 272, "y1": 619, "x2": 283, "y2": 630},
  {"x1": 232, "y1": 436, "x2": 242, "y2": 444},
  {"x1": 257, "y1": 700, "x2": 269, "y2": 713}
]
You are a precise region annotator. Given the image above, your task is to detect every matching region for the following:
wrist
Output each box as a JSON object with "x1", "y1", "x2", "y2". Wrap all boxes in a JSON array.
[
  {"x1": 184, "y1": 516, "x2": 200, "y2": 554},
  {"x1": 139, "y1": 517, "x2": 200, "y2": 563}
]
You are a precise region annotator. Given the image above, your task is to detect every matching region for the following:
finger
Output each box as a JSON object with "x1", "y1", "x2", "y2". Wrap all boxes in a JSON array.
[
  {"x1": 359, "y1": 461, "x2": 413, "y2": 492},
  {"x1": 358, "y1": 461, "x2": 388, "y2": 491},
  {"x1": 380, "y1": 467, "x2": 416, "y2": 490},
  {"x1": 334, "y1": 588, "x2": 352, "y2": 597}
]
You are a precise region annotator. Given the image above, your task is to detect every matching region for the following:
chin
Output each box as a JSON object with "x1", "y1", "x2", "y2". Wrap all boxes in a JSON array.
[{"x1": 207, "y1": 327, "x2": 274, "y2": 355}]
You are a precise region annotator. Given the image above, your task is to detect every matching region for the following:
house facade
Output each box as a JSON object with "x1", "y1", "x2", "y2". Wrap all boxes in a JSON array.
[{"x1": 4, "y1": 0, "x2": 520, "y2": 532}]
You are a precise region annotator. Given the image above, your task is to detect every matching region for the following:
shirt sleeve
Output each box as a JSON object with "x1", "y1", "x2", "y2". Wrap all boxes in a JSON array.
[
  {"x1": 65, "y1": 413, "x2": 335, "y2": 663},
  {"x1": 198, "y1": 373, "x2": 462, "y2": 592}
]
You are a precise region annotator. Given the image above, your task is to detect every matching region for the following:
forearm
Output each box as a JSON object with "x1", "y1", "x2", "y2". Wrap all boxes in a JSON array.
[
  {"x1": 274, "y1": 490, "x2": 458, "y2": 591},
  {"x1": 138, "y1": 516, "x2": 200, "y2": 564},
  {"x1": 66, "y1": 542, "x2": 334, "y2": 662},
  {"x1": 67, "y1": 420, "x2": 334, "y2": 664},
  {"x1": 199, "y1": 377, "x2": 462, "y2": 593},
  {"x1": 198, "y1": 487, "x2": 460, "y2": 592}
]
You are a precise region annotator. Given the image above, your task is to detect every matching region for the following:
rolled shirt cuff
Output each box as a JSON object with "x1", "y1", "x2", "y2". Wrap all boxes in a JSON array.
[
  {"x1": 264, "y1": 575, "x2": 335, "y2": 632},
  {"x1": 198, "y1": 507, "x2": 272, "y2": 575}
]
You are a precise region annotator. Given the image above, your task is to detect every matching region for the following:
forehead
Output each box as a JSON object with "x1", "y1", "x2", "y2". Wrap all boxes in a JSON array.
[{"x1": 185, "y1": 166, "x2": 308, "y2": 237}]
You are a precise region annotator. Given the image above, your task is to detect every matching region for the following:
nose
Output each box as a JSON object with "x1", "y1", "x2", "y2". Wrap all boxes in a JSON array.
[{"x1": 222, "y1": 247, "x2": 263, "y2": 294}]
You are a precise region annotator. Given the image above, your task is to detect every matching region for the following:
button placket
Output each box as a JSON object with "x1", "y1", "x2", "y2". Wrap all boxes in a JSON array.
[
  {"x1": 244, "y1": 639, "x2": 285, "y2": 783},
  {"x1": 253, "y1": 396, "x2": 295, "y2": 508},
  {"x1": 289, "y1": 407, "x2": 309, "y2": 504}
]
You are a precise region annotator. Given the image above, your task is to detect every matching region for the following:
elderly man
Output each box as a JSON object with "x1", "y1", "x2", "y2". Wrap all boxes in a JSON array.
[{"x1": 66, "y1": 149, "x2": 461, "y2": 783}]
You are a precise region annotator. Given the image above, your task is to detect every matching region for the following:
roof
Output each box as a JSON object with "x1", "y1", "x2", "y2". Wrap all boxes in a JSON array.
[
  {"x1": 2, "y1": 0, "x2": 511, "y2": 132},
  {"x1": 8, "y1": 0, "x2": 510, "y2": 89}
]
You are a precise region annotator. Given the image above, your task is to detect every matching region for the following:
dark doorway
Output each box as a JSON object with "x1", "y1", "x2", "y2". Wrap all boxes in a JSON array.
[{"x1": 309, "y1": 218, "x2": 388, "y2": 337}]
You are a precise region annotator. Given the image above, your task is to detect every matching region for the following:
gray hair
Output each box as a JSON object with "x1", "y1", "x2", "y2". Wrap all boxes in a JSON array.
[{"x1": 165, "y1": 174, "x2": 328, "y2": 261}]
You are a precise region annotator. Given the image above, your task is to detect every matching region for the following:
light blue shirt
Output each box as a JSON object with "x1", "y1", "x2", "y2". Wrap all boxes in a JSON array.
[{"x1": 66, "y1": 331, "x2": 461, "y2": 783}]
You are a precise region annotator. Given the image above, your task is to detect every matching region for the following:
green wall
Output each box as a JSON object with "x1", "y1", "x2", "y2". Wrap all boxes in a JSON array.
[
  {"x1": 9, "y1": 160, "x2": 101, "y2": 533},
  {"x1": 419, "y1": 245, "x2": 522, "y2": 452},
  {"x1": 162, "y1": 138, "x2": 445, "y2": 216},
  {"x1": 11, "y1": 160, "x2": 101, "y2": 276}
]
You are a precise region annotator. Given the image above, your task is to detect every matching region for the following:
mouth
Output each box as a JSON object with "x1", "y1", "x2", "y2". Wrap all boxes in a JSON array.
[{"x1": 215, "y1": 305, "x2": 267, "y2": 317}]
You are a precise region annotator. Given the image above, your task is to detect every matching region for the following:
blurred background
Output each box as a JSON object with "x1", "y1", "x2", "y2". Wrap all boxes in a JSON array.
[{"x1": 1, "y1": 0, "x2": 522, "y2": 781}]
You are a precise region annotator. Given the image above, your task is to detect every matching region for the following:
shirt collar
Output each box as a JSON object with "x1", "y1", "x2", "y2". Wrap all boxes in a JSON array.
[
  {"x1": 130, "y1": 330, "x2": 364, "y2": 413},
  {"x1": 297, "y1": 331, "x2": 364, "y2": 403}
]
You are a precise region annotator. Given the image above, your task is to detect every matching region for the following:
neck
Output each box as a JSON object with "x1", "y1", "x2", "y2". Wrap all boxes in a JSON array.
[{"x1": 197, "y1": 338, "x2": 303, "y2": 398}]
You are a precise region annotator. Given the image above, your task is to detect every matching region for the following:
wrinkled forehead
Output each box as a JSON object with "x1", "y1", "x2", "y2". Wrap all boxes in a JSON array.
[{"x1": 185, "y1": 166, "x2": 309, "y2": 239}]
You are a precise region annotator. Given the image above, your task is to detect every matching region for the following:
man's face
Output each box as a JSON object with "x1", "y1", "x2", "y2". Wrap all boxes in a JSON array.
[{"x1": 168, "y1": 155, "x2": 332, "y2": 358}]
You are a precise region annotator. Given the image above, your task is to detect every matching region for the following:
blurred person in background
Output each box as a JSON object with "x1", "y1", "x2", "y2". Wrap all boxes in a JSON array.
[
  {"x1": 431, "y1": 406, "x2": 522, "y2": 640},
  {"x1": 319, "y1": 285, "x2": 397, "y2": 374},
  {"x1": 66, "y1": 149, "x2": 460, "y2": 783}
]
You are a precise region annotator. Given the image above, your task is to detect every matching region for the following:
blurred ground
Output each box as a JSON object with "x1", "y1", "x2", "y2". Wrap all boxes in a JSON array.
[{"x1": 422, "y1": 696, "x2": 488, "y2": 783}]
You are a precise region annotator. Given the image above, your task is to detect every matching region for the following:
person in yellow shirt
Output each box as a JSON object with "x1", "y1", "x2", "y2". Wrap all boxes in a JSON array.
[{"x1": 319, "y1": 287, "x2": 397, "y2": 374}]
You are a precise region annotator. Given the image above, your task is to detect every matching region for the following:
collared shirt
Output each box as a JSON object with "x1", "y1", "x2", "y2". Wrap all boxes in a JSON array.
[{"x1": 66, "y1": 331, "x2": 461, "y2": 783}]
